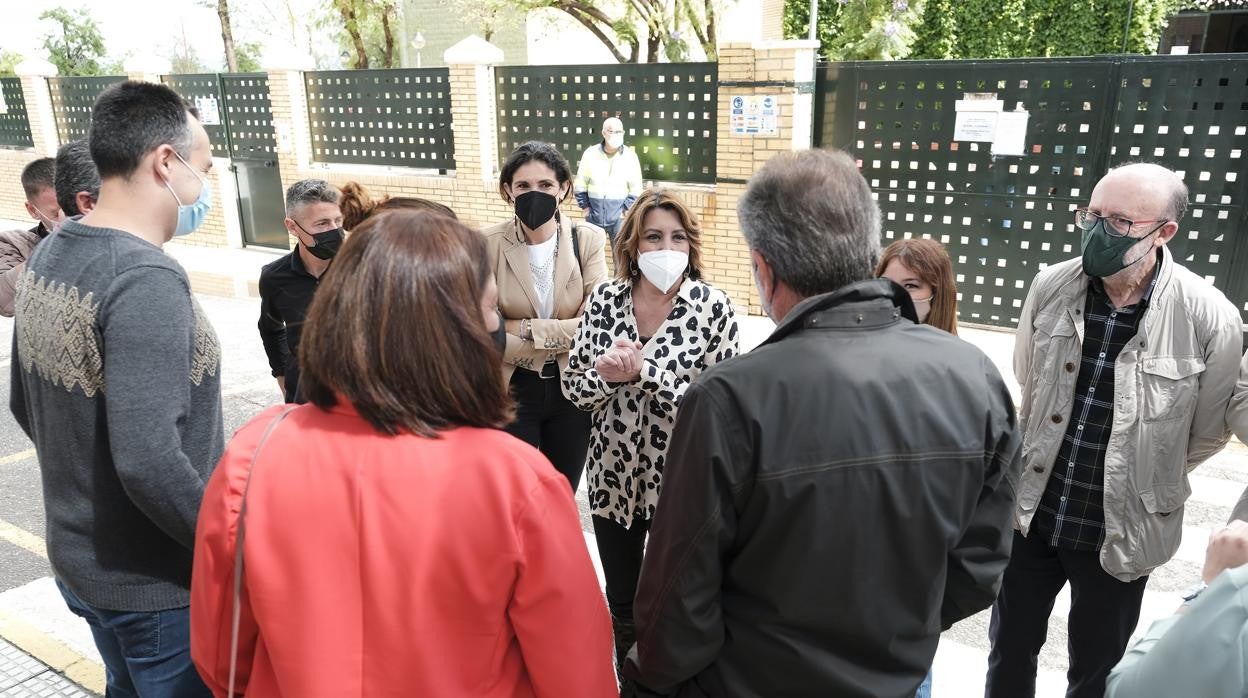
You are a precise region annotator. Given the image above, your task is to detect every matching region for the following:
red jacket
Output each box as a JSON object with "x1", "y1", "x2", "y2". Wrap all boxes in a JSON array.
[{"x1": 192, "y1": 403, "x2": 617, "y2": 697}]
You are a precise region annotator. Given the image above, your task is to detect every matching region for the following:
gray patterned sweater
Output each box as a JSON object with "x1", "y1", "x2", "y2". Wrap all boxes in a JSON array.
[{"x1": 9, "y1": 218, "x2": 224, "y2": 612}]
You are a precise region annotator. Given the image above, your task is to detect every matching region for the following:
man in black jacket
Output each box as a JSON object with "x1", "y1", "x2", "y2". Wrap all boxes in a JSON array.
[{"x1": 621, "y1": 148, "x2": 1023, "y2": 698}]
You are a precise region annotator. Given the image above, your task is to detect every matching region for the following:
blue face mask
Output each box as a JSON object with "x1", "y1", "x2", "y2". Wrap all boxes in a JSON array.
[{"x1": 163, "y1": 152, "x2": 212, "y2": 237}]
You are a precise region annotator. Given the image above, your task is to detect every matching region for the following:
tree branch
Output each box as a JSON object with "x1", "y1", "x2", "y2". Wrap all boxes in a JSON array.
[{"x1": 563, "y1": 5, "x2": 633, "y2": 63}]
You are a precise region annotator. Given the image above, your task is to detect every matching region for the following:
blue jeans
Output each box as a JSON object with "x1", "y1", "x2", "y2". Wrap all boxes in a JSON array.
[
  {"x1": 601, "y1": 219, "x2": 619, "y2": 242},
  {"x1": 57, "y1": 580, "x2": 211, "y2": 698},
  {"x1": 916, "y1": 668, "x2": 932, "y2": 698}
]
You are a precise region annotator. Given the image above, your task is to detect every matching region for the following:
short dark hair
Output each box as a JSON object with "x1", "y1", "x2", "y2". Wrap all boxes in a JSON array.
[
  {"x1": 739, "y1": 149, "x2": 881, "y2": 298},
  {"x1": 299, "y1": 211, "x2": 514, "y2": 436},
  {"x1": 20, "y1": 158, "x2": 56, "y2": 199},
  {"x1": 497, "y1": 141, "x2": 572, "y2": 203},
  {"x1": 89, "y1": 81, "x2": 196, "y2": 179},
  {"x1": 54, "y1": 140, "x2": 101, "y2": 216}
]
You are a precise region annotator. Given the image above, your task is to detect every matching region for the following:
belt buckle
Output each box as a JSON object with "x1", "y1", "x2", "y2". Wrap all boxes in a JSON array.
[{"x1": 539, "y1": 360, "x2": 559, "y2": 380}]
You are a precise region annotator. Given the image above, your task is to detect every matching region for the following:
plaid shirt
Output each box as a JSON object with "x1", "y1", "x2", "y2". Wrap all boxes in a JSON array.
[{"x1": 1031, "y1": 269, "x2": 1158, "y2": 552}]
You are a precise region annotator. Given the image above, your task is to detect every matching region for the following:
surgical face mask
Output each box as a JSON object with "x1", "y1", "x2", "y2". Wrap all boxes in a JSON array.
[
  {"x1": 30, "y1": 205, "x2": 61, "y2": 233},
  {"x1": 513, "y1": 190, "x2": 559, "y2": 231},
  {"x1": 303, "y1": 226, "x2": 343, "y2": 260},
  {"x1": 912, "y1": 294, "x2": 932, "y2": 323},
  {"x1": 606, "y1": 133, "x2": 624, "y2": 150},
  {"x1": 164, "y1": 151, "x2": 212, "y2": 237},
  {"x1": 1080, "y1": 217, "x2": 1160, "y2": 279},
  {"x1": 638, "y1": 250, "x2": 688, "y2": 293}
]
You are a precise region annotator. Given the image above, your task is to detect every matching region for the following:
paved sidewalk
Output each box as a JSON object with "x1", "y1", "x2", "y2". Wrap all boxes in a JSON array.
[{"x1": 0, "y1": 638, "x2": 94, "y2": 697}]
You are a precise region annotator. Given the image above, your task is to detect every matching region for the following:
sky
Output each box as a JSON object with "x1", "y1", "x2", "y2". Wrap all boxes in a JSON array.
[{"x1": 0, "y1": 0, "x2": 333, "y2": 72}]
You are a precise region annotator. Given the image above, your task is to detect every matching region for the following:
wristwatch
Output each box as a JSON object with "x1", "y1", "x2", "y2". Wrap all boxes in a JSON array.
[{"x1": 1181, "y1": 581, "x2": 1208, "y2": 606}]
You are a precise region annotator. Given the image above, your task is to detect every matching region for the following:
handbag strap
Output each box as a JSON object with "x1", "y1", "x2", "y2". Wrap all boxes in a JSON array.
[{"x1": 228, "y1": 405, "x2": 298, "y2": 698}]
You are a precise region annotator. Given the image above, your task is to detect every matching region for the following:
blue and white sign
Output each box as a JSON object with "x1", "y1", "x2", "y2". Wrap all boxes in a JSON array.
[{"x1": 730, "y1": 94, "x2": 780, "y2": 136}]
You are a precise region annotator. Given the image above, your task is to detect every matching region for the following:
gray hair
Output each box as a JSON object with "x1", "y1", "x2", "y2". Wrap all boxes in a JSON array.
[
  {"x1": 285, "y1": 179, "x2": 340, "y2": 215},
  {"x1": 738, "y1": 149, "x2": 881, "y2": 298},
  {"x1": 54, "y1": 139, "x2": 101, "y2": 217}
]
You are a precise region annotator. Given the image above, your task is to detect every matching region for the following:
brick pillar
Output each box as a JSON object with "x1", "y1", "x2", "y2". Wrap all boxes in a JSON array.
[
  {"x1": 444, "y1": 37, "x2": 504, "y2": 184},
  {"x1": 16, "y1": 58, "x2": 58, "y2": 156},
  {"x1": 264, "y1": 48, "x2": 316, "y2": 198},
  {"x1": 713, "y1": 39, "x2": 820, "y2": 314}
]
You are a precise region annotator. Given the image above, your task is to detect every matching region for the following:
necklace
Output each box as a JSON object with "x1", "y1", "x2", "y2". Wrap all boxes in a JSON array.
[{"x1": 527, "y1": 223, "x2": 559, "y2": 301}]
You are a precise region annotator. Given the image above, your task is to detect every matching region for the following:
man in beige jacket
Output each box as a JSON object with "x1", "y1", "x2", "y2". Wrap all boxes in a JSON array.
[
  {"x1": 986, "y1": 162, "x2": 1242, "y2": 698},
  {"x1": 0, "y1": 158, "x2": 62, "y2": 316}
]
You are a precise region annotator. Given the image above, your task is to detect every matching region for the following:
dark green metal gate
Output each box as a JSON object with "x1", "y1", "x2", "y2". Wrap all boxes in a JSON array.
[
  {"x1": 164, "y1": 73, "x2": 287, "y2": 249},
  {"x1": 815, "y1": 55, "x2": 1248, "y2": 330}
]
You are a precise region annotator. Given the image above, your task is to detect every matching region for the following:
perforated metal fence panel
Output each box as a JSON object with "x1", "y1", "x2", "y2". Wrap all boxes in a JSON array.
[
  {"x1": 0, "y1": 78, "x2": 34, "y2": 149},
  {"x1": 305, "y1": 69, "x2": 454, "y2": 170},
  {"x1": 48, "y1": 76, "x2": 125, "y2": 144},
  {"x1": 496, "y1": 63, "x2": 718, "y2": 184},
  {"x1": 220, "y1": 73, "x2": 277, "y2": 162},
  {"x1": 1110, "y1": 57, "x2": 1248, "y2": 324},
  {"x1": 816, "y1": 55, "x2": 1248, "y2": 329},
  {"x1": 162, "y1": 73, "x2": 230, "y2": 158}
]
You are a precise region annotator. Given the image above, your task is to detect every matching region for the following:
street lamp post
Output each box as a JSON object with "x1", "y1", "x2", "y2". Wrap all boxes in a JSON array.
[{"x1": 411, "y1": 32, "x2": 426, "y2": 69}]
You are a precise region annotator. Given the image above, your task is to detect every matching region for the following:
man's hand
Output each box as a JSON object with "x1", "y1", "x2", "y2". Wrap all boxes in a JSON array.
[
  {"x1": 1203, "y1": 519, "x2": 1248, "y2": 584},
  {"x1": 275, "y1": 375, "x2": 286, "y2": 396}
]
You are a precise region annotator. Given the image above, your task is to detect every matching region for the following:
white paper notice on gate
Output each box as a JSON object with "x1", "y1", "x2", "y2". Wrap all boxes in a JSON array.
[
  {"x1": 992, "y1": 110, "x2": 1030, "y2": 156},
  {"x1": 953, "y1": 98, "x2": 1003, "y2": 142},
  {"x1": 194, "y1": 96, "x2": 222, "y2": 126},
  {"x1": 0, "y1": 88, "x2": 7, "y2": 115}
]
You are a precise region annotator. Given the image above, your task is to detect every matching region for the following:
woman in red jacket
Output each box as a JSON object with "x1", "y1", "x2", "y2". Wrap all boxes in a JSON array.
[{"x1": 191, "y1": 210, "x2": 617, "y2": 698}]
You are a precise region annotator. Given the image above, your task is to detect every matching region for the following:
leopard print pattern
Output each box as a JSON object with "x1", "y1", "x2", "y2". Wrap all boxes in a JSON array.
[{"x1": 563, "y1": 278, "x2": 739, "y2": 528}]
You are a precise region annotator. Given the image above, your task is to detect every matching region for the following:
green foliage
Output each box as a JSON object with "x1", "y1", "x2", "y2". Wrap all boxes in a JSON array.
[
  {"x1": 235, "y1": 42, "x2": 263, "y2": 72},
  {"x1": 40, "y1": 7, "x2": 108, "y2": 76},
  {"x1": 909, "y1": 0, "x2": 1185, "y2": 58},
  {"x1": 0, "y1": 50, "x2": 22, "y2": 76},
  {"x1": 784, "y1": 0, "x2": 924, "y2": 60},
  {"x1": 325, "y1": 0, "x2": 398, "y2": 69}
]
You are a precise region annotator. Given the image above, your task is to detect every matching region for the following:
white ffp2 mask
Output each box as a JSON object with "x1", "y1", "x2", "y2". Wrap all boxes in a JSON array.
[{"x1": 638, "y1": 250, "x2": 688, "y2": 293}]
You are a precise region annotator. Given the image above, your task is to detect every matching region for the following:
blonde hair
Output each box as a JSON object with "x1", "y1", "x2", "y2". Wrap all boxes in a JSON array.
[
  {"x1": 613, "y1": 188, "x2": 705, "y2": 283},
  {"x1": 876, "y1": 238, "x2": 959, "y2": 335}
]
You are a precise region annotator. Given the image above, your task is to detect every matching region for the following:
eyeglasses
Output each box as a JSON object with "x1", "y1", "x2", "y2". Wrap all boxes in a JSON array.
[{"x1": 1074, "y1": 209, "x2": 1168, "y2": 238}]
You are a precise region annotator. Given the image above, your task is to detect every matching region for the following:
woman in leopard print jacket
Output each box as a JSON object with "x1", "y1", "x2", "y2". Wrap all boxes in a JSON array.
[{"x1": 562, "y1": 188, "x2": 739, "y2": 673}]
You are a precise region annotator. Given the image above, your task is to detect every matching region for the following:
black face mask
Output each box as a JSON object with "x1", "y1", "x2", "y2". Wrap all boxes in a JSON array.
[
  {"x1": 491, "y1": 309, "x2": 507, "y2": 354},
  {"x1": 305, "y1": 227, "x2": 343, "y2": 260},
  {"x1": 513, "y1": 191, "x2": 558, "y2": 231}
]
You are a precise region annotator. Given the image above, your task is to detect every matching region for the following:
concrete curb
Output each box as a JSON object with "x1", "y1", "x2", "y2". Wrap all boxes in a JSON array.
[{"x1": 0, "y1": 608, "x2": 104, "y2": 694}]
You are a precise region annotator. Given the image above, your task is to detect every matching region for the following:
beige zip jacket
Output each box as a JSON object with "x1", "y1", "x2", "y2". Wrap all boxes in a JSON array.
[{"x1": 1013, "y1": 247, "x2": 1241, "y2": 581}]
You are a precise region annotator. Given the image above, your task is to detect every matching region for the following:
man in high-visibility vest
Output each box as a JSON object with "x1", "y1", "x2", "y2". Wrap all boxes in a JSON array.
[{"x1": 574, "y1": 117, "x2": 643, "y2": 242}]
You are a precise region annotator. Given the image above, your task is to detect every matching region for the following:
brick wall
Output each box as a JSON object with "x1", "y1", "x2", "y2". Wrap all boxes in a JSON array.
[{"x1": 0, "y1": 149, "x2": 42, "y2": 222}]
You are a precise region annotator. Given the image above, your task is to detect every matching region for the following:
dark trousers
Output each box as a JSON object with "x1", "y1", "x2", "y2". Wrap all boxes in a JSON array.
[
  {"x1": 506, "y1": 368, "x2": 592, "y2": 492},
  {"x1": 592, "y1": 514, "x2": 651, "y2": 620},
  {"x1": 58, "y1": 579, "x2": 211, "y2": 698},
  {"x1": 985, "y1": 530, "x2": 1148, "y2": 698}
]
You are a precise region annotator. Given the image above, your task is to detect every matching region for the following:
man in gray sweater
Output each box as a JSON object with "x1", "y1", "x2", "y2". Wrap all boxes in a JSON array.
[{"x1": 9, "y1": 81, "x2": 222, "y2": 697}]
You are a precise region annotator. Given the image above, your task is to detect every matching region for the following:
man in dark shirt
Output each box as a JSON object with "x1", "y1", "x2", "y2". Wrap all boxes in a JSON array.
[{"x1": 258, "y1": 179, "x2": 343, "y2": 403}]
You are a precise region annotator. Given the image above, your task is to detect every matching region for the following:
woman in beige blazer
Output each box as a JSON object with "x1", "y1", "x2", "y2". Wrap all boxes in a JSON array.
[{"x1": 483, "y1": 141, "x2": 608, "y2": 491}]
